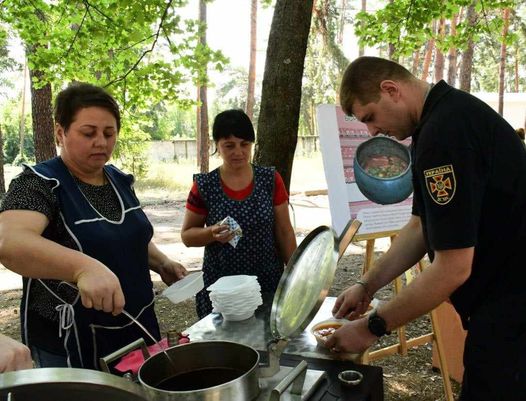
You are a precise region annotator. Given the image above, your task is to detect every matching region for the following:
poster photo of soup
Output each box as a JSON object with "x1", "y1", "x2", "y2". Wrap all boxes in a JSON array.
[{"x1": 317, "y1": 104, "x2": 413, "y2": 237}]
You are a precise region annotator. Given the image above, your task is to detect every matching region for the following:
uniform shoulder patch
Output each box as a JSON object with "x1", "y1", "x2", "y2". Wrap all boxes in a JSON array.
[{"x1": 423, "y1": 164, "x2": 456, "y2": 205}]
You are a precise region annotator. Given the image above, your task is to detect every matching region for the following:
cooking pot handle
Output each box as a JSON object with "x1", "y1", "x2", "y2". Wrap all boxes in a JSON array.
[
  {"x1": 259, "y1": 339, "x2": 289, "y2": 378},
  {"x1": 337, "y1": 219, "x2": 362, "y2": 260},
  {"x1": 99, "y1": 338, "x2": 150, "y2": 373},
  {"x1": 269, "y1": 360, "x2": 308, "y2": 401}
]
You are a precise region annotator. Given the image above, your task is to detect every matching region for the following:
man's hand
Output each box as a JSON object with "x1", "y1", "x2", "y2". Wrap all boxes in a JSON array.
[
  {"x1": 325, "y1": 317, "x2": 377, "y2": 354},
  {"x1": 332, "y1": 284, "x2": 371, "y2": 319}
]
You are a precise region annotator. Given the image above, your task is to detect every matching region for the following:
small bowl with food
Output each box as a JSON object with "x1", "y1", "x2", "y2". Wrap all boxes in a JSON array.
[
  {"x1": 310, "y1": 319, "x2": 347, "y2": 347},
  {"x1": 353, "y1": 136, "x2": 412, "y2": 205}
]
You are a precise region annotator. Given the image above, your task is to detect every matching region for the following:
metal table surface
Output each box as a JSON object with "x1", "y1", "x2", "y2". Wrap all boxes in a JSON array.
[
  {"x1": 185, "y1": 296, "x2": 361, "y2": 362},
  {"x1": 185, "y1": 296, "x2": 384, "y2": 401}
]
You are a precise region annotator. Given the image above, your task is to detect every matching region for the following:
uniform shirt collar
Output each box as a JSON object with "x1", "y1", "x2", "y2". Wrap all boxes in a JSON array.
[{"x1": 416, "y1": 80, "x2": 453, "y2": 132}]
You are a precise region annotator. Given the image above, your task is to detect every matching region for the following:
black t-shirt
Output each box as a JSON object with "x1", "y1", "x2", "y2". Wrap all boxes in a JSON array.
[{"x1": 411, "y1": 80, "x2": 526, "y2": 323}]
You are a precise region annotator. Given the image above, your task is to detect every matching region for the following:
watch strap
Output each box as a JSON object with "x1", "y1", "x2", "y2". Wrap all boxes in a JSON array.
[{"x1": 367, "y1": 310, "x2": 391, "y2": 337}]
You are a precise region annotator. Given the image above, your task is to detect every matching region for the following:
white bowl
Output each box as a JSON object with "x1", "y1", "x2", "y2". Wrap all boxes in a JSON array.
[
  {"x1": 207, "y1": 275, "x2": 259, "y2": 293},
  {"x1": 310, "y1": 318, "x2": 348, "y2": 347},
  {"x1": 162, "y1": 272, "x2": 204, "y2": 304},
  {"x1": 222, "y1": 309, "x2": 256, "y2": 321}
]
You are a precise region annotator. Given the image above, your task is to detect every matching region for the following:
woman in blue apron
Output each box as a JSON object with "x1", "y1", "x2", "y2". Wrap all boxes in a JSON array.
[
  {"x1": 0, "y1": 83, "x2": 187, "y2": 369},
  {"x1": 181, "y1": 109, "x2": 297, "y2": 318}
]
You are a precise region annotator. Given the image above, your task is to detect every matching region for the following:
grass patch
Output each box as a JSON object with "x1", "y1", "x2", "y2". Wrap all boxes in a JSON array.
[
  {"x1": 134, "y1": 154, "x2": 327, "y2": 204},
  {"x1": 3, "y1": 154, "x2": 327, "y2": 205},
  {"x1": 134, "y1": 158, "x2": 223, "y2": 204}
]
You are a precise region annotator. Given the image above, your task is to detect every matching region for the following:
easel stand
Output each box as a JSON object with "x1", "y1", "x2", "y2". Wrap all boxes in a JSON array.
[{"x1": 355, "y1": 232, "x2": 454, "y2": 401}]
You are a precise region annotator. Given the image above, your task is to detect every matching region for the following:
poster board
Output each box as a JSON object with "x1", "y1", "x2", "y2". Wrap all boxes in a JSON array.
[{"x1": 317, "y1": 104, "x2": 413, "y2": 237}]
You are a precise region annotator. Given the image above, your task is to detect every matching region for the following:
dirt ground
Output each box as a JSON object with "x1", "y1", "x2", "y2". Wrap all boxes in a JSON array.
[{"x1": 0, "y1": 197, "x2": 461, "y2": 400}]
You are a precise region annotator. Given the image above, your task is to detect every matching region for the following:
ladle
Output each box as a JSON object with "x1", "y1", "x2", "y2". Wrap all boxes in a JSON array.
[
  {"x1": 121, "y1": 309, "x2": 177, "y2": 372},
  {"x1": 63, "y1": 283, "x2": 177, "y2": 372}
]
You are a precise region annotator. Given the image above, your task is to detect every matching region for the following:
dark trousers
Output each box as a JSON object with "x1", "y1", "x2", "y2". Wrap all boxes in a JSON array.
[{"x1": 459, "y1": 296, "x2": 526, "y2": 401}]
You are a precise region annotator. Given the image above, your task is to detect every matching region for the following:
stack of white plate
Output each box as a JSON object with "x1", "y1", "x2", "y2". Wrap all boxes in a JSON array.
[{"x1": 207, "y1": 275, "x2": 263, "y2": 321}]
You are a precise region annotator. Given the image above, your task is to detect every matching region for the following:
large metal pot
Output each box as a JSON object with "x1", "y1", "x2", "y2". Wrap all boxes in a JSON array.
[
  {"x1": 0, "y1": 368, "x2": 149, "y2": 401},
  {"x1": 99, "y1": 219, "x2": 362, "y2": 401},
  {"x1": 138, "y1": 340, "x2": 260, "y2": 401}
]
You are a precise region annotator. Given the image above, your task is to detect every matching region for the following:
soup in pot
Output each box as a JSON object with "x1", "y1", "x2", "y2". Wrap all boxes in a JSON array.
[
  {"x1": 363, "y1": 155, "x2": 408, "y2": 178},
  {"x1": 155, "y1": 367, "x2": 246, "y2": 391}
]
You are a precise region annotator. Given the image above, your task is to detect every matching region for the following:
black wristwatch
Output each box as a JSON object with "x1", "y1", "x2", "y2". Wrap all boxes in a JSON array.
[{"x1": 367, "y1": 310, "x2": 391, "y2": 337}]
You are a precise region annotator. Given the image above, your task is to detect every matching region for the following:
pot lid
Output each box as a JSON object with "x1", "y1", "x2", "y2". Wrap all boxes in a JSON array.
[
  {"x1": 270, "y1": 225, "x2": 339, "y2": 340},
  {"x1": 270, "y1": 220, "x2": 361, "y2": 340},
  {"x1": 0, "y1": 368, "x2": 149, "y2": 401}
]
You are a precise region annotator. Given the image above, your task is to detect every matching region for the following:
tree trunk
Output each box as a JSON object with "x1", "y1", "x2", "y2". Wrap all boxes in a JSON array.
[
  {"x1": 387, "y1": 0, "x2": 397, "y2": 61},
  {"x1": 246, "y1": 0, "x2": 257, "y2": 121},
  {"x1": 447, "y1": 13, "x2": 458, "y2": 86},
  {"x1": 196, "y1": 88, "x2": 201, "y2": 166},
  {"x1": 358, "y1": 0, "x2": 366, "y2": 56},
  {"x1": 19, "y1": 61, "x2": 27, "y2": 159},
  {"x1": 514, "y1": 45, "x2": 519, "y2": 92},
  {"x1": 434, "y1": 18, "x2": 445, "y2": 82},
  {"x1": 498, "y1": 8, "x2": 510, "y2": 116},
  {"x1": 411, "y1": 50, "x2": 420, "y2": 75},
  {"x1": 29, "y1": 68, "x2": 56, "y2": 163},
  {"x1": 199, "y1": 85, "x2": 209, "y2": 173},
  {"x1": 198, "y1": 0, "x2": 209, "y2": 173},
  {"x1": 0, "y1": 126, "x2": 5, "y2": 195},
  {"x1": 421, "y1": 27, "x2": 435, "y2": 81},
  {"x1": 254, "y1": 0, "x2": 313, "y2": 191},
  {"x1": 337, "y1": 0, "x2": 348, "y2": 45},
  {"x1": 459, "y1": 2, "x2": 477, "y2": 92}
]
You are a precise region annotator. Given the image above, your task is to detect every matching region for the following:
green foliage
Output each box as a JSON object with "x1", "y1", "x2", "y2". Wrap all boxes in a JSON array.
[
  {"x1": 1, "y1": 0, "x2": 228, "y2": 170},
  {"x1": 0, "y1": 24, "x2": 20, "y2": 96},
  {"x1": 140, "y1": 101, "x2": 197, "y2": 139},
  {"x1": 112, "y1": 122, "x2": 150, "y2": 178},
  {"x1": 470, "y1": 5, "x2": 526, "y2": 92},
  {"x1": 212, "y1": 66, "x2": 261, "y2": 121},
  {"x1": 1, "y1": 100, "x2": 35, "y2": 164},
  {"x1": 167, "y1": 105, "x2": 197, "y2": 138},
  {"x1": 12, "y1": 152, "x2": 33, "y2": 166},
  {"x1": 354, "y1": 0, "x2": 517, "y2": 58},
  {"x1": 299, "y1": 0, "x2": 348, "y2": 136},
  {"x1": 140, "y1": 102, "x2": 169, "y2": 140}
]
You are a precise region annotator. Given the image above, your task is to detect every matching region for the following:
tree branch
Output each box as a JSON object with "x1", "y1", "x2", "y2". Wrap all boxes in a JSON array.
[
  {"x1": 104, "y1": 0, "x2": 174, "y2": 88},
  {"x1": 64, "y1": 6, "x2": 88, "y2": 58},
  {"x1": 82, "y1": 0, "x2": 116, "y2": 26},
  {"x1": 115, "y1": 34, "x2": 157, "y2": 52}
]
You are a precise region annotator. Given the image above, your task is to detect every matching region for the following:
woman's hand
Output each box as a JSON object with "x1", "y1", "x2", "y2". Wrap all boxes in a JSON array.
[
  {"x1": 0, "y1": 334, "x2": 33, "y2": 372},
  {"x1": 332, "y1": 284, "x2": 371, "y2": 320},
  {"x1": 75, "y1": 261, "x2": 125, "y2": 316},
  {"x1": 157, "y1": 260, "x2": 188, "y2": 286},
  {"x1": 210, "y1": 224, "x2": 235, "y2": 244}
]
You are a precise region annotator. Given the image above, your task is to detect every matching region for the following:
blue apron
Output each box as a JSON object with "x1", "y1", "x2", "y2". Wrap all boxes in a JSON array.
[
  {"x1": 26, "y1": 157, "x2": 159, "y2": 369},
  {"x1": 194, "y1": 165, "x2": 283, "y2": 318}
]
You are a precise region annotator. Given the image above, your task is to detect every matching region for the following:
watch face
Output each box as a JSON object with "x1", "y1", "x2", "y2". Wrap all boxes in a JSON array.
[{"x1": 368, "y1": 311, "x2": 389, "y2": 337}]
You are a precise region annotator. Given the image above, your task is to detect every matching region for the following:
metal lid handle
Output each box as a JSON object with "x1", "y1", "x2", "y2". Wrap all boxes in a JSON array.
[{"x1": 338, "y1": 219, "x2": 362, "y2": 259}]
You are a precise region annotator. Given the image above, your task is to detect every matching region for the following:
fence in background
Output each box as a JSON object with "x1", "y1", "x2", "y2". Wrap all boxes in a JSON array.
[{"x1": 148, "y1": 136, "x2": 320, "y2": 162}]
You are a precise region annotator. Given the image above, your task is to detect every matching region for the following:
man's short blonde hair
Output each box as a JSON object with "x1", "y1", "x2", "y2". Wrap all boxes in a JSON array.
[{"x1": 340, "y1": 57, "x2": 414, "y2": 116}]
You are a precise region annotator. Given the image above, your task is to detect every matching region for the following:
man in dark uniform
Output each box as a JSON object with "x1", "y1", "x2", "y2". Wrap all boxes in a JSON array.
[{"x1": 326, "y1": 56, "x2": 526, "y2": 400}]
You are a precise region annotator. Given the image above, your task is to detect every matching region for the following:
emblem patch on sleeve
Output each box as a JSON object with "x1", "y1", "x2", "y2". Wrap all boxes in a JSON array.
[{"x1": 424, "y1": 165, "x2": 456, "y2": 205}]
